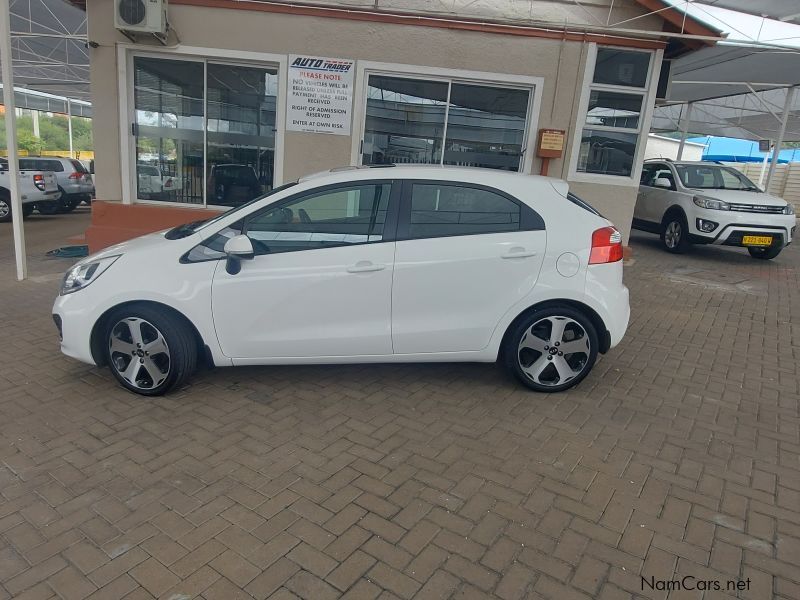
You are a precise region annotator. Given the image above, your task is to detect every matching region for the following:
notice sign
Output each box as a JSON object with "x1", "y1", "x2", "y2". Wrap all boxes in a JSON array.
[
  {"x1": 537, "y1": 129, "x2": 566, "y2": 158},
  {"x1": 288, "y1": 55, "x2": 354, "y2": 135}
]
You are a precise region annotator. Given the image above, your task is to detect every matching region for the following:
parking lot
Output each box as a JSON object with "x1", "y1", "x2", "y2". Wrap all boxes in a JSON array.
[{"x1": 1, "y1": 212, "x2": 799, "y2": 599}]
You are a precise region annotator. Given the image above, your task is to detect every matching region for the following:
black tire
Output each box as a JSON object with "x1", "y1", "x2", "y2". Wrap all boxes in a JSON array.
[
  {"x1": 22, "y1": 203, "x2": 34, "y2": 218},
  {"x1": 0, "y1": 193, "x2": 11, "y2": 223},
  {"x1": 104, "y1": 304, "x2": 197, "y2": 396},
  {"x1": 748, "y1": 245, "x2": 783, "y2": 260},
  {"x1": 58, "y1": 189, "x2": 78, "y2": 213},
  {"x1": 660, "y1": 212, "x2": 691, "y2": 254},
  {"x1": 503, "y1": 305, "x2": 599, "y2": 393},
  {"x1": 37, "y1": 200, "x2": 60, "y2": 215}
]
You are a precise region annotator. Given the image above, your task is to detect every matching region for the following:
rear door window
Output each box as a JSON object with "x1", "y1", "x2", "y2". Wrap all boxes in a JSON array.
[{"x1": 405, "y1": 183, "x2": 524, "y2": 239}]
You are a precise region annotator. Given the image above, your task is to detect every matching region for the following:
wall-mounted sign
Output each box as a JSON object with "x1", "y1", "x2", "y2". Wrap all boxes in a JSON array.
[
  {"x1": 537, "y1": 129, "x2": 566, "y2": 158},
  {"x1": 287, "y1": 55, "x2": 355, "y2": 135}
]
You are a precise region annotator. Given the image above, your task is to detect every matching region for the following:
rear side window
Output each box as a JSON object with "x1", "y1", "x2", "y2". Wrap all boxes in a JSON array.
[
  {"x1": 19, "y1": 159, "x2": 36, "y2": 170},
  {"x1": 46, "y1": 160, "x2": 64, "y2": 172},
  {"x1": 70, "y1": 160, "x2": 88, "y2": 173},
  {"x1": 408, "y1": 184, "x2": 522, "y2": 239}
]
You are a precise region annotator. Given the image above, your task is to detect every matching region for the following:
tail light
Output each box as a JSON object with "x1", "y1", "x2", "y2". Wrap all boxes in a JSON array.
[
  {"x1": 33, "y1": 173, "x2": 46, "y2": 191},
  {"x1": 68, "y1": 171, "x2": 82, "y2": 180},
  {"x1": 589, "y1": 226, "x2": 623, "y2": 264},
  {"x1": 164, "y1": 178, "x2": 173, "y2": 188}
]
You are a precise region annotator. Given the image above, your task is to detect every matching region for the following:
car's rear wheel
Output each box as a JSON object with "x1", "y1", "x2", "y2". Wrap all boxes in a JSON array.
[
  {"x1": 748, "y1": 245, "x2": 782, "y2": 260},
  {"x1": 22, "y1": 204, "x2": 34, "y2": 217},
  {"x1": 58, "y1": 189, "x2": 78, "y2": 213},
  {"x1": 660, "y1": 213, "x2": 690, "y2": 253},
  {"x1": 0, "y1": 194, "x2": 11, "y2": 223},
  {"x1": 104, "y1": 304, "x2": 197, "y2": 396},
  {"x1": 504, "y1": 306, "x2": 599, "y2": 393}
]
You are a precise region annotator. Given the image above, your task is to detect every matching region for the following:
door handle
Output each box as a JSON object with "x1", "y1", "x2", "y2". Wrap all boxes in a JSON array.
[
  {"x1": 501, "y1": 247, "x2": 537, "y2": 259},
  {"x1": 347, "y1": 261, "x2": 386, "y2": 273}
]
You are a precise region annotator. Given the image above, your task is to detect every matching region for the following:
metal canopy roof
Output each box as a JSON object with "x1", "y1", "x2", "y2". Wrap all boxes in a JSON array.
[
  {"x1": 694, "y1": 1, "x2": 800, "y2": 24},
  {"x1": 1, "y1": 0, "x2": 89, "y2": 101},
  {"x1": 651, "y1": 40, "x2": 800, "y2": 141}
]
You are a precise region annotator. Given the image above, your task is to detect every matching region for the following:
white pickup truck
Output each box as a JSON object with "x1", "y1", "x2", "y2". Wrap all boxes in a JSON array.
[{"x1": 0, "y1": 158, "x2": 61, "y2": 222}]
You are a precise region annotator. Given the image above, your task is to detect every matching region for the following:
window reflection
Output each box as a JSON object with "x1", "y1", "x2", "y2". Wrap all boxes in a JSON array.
[
  {"x1": 362, "y1": 76, "x2": 448, "y2": 166},
  {"x1": 443, "y1": 84, "x2": 529, "y2": 170},
  {"x1": 578, "y1": 129, "x2": 637, "y2": 177}
]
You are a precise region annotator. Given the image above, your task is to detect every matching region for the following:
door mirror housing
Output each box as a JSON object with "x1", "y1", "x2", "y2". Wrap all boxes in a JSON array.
[
  {"x1": 223, "y1": 234, "x2": 254, "y2": 275},
  {"x1": 653, "y1": 177, "x2": 673, "y2": 189}
]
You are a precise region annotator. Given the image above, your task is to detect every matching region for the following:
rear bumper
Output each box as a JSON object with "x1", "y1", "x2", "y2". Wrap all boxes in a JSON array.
[{"x1": 585, "y1": 262, "x2": 630, "y2": 351}]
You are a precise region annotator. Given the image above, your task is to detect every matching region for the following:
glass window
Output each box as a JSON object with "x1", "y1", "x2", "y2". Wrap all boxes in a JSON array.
[
  {"x1": 134, "y1": 56, "x2": 204, "y2": 204},
  {"x1": 577, "y1": 130, "x2": 638, "y2": 177},
  {"x1": 593, "y1": 49, "x2": 650, "y2": 88},
  {"x1": 675, "y1": 165, "x2": 758, "y2": 191},
  {"x1": 641, "y1": 164, "x2": 674, "y2": 188},
  {"x1": 586, "y1": 91, "x2": 642, "y2": 129},
  {"x1": 362, "y1": 75, "x2": 532, "y2": 172},
  {"x1": 443, "y1": 84, "x2": 530, "y2": 170},
  {"x1": 576, "y1": 48, "x2": 652, "y2": 178},
  {"x1": 363, "y1": 75, "x2": 448, "y2": 166},
  {"x1": 206, "y1": 63, "x2": 278, "y2": 206},
  {"x1": 132, "y1": 56, "x2": 278, "y2": 206},
  {"x1": 245, "y1": 183, "x2": 392, "y2": 254},
  {"x1": 408, "y1": 184, "x2": 520, "y2": 239}
]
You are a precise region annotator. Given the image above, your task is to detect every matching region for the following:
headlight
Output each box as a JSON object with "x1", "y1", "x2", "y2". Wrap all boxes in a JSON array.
[
  {"x1": 693, "y1": 196, "x2": 730, "y2": 211},
  {"x1": 783, "y1": 204, "x2": 795, "y2": 215},
  {"x1": 60, "y1": 255, "x2": 120, "y2": 295}
]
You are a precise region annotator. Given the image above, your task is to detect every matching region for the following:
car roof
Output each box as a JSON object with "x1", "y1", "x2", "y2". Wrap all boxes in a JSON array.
[{"x1": 296, "y1": 164, "x2": 568, "y2": 194}]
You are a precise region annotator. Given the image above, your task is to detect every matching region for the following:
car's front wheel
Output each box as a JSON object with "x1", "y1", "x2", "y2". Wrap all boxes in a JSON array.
[
  {"x1": 104, "y1": 304, "x2": 197, "y2": 396},
  {"x1": 503, "y1": 306, "x2": 599, "y2": 393},
  {"x1": 748, "y1": 245, "x2": 783, "y2": 260},
  {"x1": 0, "y1": 194, "x2": 11, "y2": 223},
  {"x1": 660, "y1": 213, "x2": 690, "y2": 253}
]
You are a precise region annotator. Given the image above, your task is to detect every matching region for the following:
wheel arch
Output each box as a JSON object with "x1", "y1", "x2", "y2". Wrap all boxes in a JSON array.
[
  {"x1": 90, "y1": 300, "x2": 212, "y2": 368},
  {"x1": 662, "y1": 204, "x2": 687, "y2": 226},
  {"x1": 497, "y1": 299, "x2": 610, "y2": 362}
]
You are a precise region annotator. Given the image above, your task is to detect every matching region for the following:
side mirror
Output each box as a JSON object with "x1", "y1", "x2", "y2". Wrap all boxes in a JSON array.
[
  {"x1": 653, "y1": 177, "x2": 672, "y2": 189},
  {"x1": 223, "y1": 234, "x2": 254, "y2": 275}
]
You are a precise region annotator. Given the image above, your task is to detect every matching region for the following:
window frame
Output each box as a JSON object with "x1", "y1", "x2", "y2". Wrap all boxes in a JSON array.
[
  {"x1": 351, "y1": 62, "x2": 543, "y2": 174},
  {"x1": 240, "y1": 179, "x2": 402, "y2": 255},
  {"x1": 395, "y1": 179, "x2": 545, "y2": 241},
  {"x1": 119, "y1": 45, "x2": 287, "y2": 208},
  {"x1": 568, "y1": 44, "x2": 663, "y2": 187}
]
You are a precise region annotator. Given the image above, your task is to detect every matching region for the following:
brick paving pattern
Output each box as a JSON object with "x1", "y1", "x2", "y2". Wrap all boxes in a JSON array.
[{"x1": 1, "y1": 210, "x2": 799, "y2": 599}]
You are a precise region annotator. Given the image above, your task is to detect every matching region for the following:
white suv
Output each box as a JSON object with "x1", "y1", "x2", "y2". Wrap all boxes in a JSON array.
[
  {"x1": 634, "y1": 160, "x2": 796, "y2": 259},
  {"x1": 53, "y1": 166, "x2": 630, "y2": 396}
]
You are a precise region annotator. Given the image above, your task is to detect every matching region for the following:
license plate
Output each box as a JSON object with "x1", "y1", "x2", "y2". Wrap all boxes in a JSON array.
[{"x1": 742, "y1": 235, "x2": 773, "y2": 246}]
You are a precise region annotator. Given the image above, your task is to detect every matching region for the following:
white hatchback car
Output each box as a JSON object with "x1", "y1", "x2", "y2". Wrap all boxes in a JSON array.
[
  {"x1": 634, "y1": 160, "x2": 796, "y2": 259},
  {"x1": 53, "y1": 166, "x2": 630, "y2": 396}
]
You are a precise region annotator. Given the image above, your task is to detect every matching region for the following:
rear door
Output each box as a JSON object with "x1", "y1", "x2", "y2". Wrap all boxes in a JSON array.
[
  {"x1": 391, "y1": 180, "x2": 546, "y2": 354},
  {"x1": 636, "y1": 163, "x2": 677, "y2": 223}
]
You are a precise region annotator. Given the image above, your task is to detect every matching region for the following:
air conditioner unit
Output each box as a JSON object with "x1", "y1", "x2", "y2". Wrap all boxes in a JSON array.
[{"x1": 115, "y1": 0, "x2": 168, "y2": 35}]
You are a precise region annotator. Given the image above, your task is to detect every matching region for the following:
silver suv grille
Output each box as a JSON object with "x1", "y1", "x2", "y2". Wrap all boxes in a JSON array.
[{"x1": 729, "y1": 203, "x2": 785, "y2": 214}]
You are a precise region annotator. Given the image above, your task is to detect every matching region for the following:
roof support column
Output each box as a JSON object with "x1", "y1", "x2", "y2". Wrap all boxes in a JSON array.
[
  {"x1": 67, "y1": 99, "x2": 73, "y2": 157},
  {"x1": 0, "y1": 0, "x2": 27, "y2": 281},
  {"x1": 676, "y1": 102, "x2": 694, "y2": 160},
  {"x1": 766, "y1": 86, "x2": 796, "y2": 191}
]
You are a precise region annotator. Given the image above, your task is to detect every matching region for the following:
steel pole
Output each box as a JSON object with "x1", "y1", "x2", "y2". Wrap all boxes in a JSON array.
[
  {"x1": 67, "y1": 98, "x2": 73, "y2": 157},
  {"x1": 0, "y1": 0, "x2": 27, "y2": 280},
  {"x1": 676, "y1": 102, "x2": 693, "y2": 160},
  {"x1": 766, "y1": 86, "x2": 796, "y2": 191}
]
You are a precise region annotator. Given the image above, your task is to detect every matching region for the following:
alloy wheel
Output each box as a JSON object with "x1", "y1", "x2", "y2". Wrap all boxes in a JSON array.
[
  {"x1": 109, "y1": 317, "x2": 171, "y2": 390},
  {"x1": 517, "y1": 316, "x2": 591, "y2": 387},
  {"x1": 664, "y1": 221, "x2": 681, "y2": 249},
  {"x1": 0, "y1": 198, "x2": 9, "y2": 219}
]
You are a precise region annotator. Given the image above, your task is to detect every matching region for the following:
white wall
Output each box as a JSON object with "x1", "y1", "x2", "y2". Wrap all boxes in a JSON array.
[{"x1": 644, "y1": 135, "x2": 705, "y2": 161}]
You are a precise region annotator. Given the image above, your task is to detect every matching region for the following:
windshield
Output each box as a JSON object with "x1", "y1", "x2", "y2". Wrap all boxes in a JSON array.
[
  {"x1": 675, "y1": 164, "x2": 759, "y2": 191},
  {"x1": 165, "y1": 181, "x2": 298, "y2": 239}
]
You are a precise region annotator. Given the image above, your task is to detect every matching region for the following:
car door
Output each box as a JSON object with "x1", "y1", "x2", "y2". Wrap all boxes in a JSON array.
[
  {"x1": 211, "y1": 180, "x2": 399, "y2": 360},
  {"x1": 636, "y1": 163, "x2": 676, "y2": 223},
  {"x1": 391, "y1": 180, "x2": 546, "y2": 354}
]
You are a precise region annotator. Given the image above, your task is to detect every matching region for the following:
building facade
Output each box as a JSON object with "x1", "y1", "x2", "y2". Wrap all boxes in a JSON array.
[{"x1": 84, "y1": 0, "x2": 719, "y2": 248}]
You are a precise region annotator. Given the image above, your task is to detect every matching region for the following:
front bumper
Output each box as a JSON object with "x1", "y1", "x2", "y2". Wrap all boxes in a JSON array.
[
  {"x1": 53, "y1": 293, "x2": 99, "y2": 365},
  {"x1": 689, "y1": 210, "x2": 795, "y2": 247}
]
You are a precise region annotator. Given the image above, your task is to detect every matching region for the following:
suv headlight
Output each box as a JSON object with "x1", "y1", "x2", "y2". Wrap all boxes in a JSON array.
[
  {"x1": 693, "y1": 195, "x2": 730, "y2": 211},
  {"x1": 61, "y1": 255, "x2": 120, "y2": 295},
  {"x1": 783, "y1": 204, "x2": 795, "y2": 215}
]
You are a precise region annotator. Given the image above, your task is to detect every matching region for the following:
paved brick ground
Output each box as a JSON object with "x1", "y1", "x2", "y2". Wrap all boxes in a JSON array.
[{"x1": 1, "y1": 211, "x2": 799, "y2": 599}]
